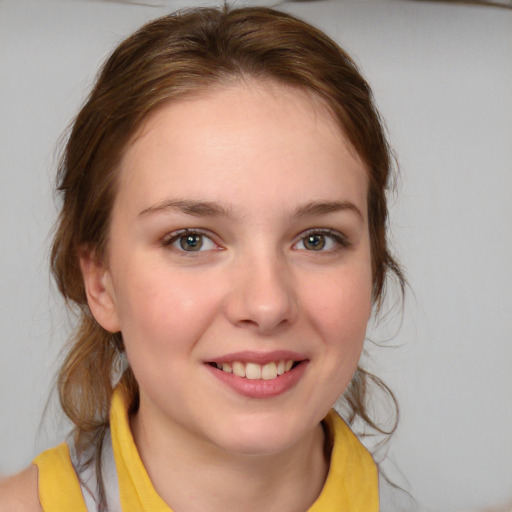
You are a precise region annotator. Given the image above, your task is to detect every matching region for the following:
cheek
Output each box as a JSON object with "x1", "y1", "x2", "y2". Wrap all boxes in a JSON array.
[
  {"x1": 112, "y1": 263, "x2": 224, "y2": 356},
  {"x1": 295, "y1": 265, "x2": 372, "y2": 416},
  {"x1": 304, "y1": 265, "x2": 372, "y2": 343},
  {"x1": 304, "y1": 264, "x2": 372, "y2": 391}
]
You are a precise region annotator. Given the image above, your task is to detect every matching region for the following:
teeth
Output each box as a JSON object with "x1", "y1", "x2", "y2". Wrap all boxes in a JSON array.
[
  {"x1": 245, "y1": 362, "x2": 262, "y2": 380},
  {"x1": 261, "y1": 362, "x2": 277, "y2": 380},
  {"x1": 214, "y1": 359, "x2": 298, "y2": 380},
  {"x1": 232, "y1": 361, "x2": 246, "y2": 378}
]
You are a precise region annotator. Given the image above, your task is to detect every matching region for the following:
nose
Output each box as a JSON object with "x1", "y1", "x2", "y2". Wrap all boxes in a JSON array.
[{"x1": 224, "y1": 252, "x2": 298, "y2": 335}]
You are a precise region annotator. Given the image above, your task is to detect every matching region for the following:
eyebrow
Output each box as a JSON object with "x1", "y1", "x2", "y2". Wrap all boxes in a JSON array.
[
  {"x1": 139, "y1": 199, "x2": 233, "y2": 218},
  {"x1": 293, "y1": 201, "x2": 364, "y2": 222},
  {"x1": 139, "y1": 198, "x2": 363, "y2": 221}
]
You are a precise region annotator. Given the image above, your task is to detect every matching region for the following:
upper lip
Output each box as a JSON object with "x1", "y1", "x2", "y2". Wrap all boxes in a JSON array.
[{"x1": 205, "y1": 350, "x2": 308, "y2": 365}]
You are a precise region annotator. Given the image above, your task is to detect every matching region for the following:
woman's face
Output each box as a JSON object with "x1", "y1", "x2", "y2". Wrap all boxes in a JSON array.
[{"x1": 86, "y1": 80, "x2": 372, "y2": 455}]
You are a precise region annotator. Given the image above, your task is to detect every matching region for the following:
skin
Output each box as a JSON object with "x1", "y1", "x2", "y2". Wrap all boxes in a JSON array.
[
  {"x1": 0, "y1": 79, "x2": 373, "y2": 512},
  {"x1": 2, "y1": 81, "x2": 511, "y2": 512},
  {"x1": 81, "y1": 80, "x2": 373, "y2": 512},
  {"x1": 0, "y1": 466, "x2": 41, "y2": 512}
]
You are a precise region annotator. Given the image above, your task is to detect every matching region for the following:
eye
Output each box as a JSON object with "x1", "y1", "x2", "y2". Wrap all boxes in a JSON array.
[
  {"x1": 293, "y1": 229, "x2": 348, "y2": 252},
  {"x1": 163, "y1": 230, "x2": 217, "y2": 253}
]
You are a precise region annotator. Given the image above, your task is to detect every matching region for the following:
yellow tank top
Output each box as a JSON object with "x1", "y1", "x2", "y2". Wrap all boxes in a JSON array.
[{"x1": 33, "y1": 388, "x2": 378, "y2": 511}]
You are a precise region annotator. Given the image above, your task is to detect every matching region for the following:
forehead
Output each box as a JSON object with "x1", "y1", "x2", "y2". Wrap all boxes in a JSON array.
[{"x1": 115, "y1": 79, "x2": 368, "y2": 217}]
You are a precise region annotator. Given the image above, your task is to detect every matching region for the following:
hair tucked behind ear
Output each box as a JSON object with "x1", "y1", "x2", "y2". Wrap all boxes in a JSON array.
[{"x1": 51, "y1": 5, "x2": 405, "y2": 505}]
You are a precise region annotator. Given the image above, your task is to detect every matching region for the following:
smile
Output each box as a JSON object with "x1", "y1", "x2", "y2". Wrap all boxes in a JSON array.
[
  {"x1": 211, "y1": 360, "x2": 297, "y2": 380},
  {"x1": 205, "y1": 352, "x2": 308, "y2": 399}
]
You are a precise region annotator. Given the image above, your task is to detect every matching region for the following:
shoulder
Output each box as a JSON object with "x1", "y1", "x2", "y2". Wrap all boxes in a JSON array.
[{"x1": 0, "y1": 465, "x2": 42, "y2": 512}]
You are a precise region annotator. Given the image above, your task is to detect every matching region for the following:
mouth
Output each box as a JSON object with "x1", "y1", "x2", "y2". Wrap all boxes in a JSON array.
[
  {"x1": 207, "y1": 359, "x2": 302, "y2": 381},
  {"x1": 204, "y1": 352, "x2": 308, "y2": 398}
]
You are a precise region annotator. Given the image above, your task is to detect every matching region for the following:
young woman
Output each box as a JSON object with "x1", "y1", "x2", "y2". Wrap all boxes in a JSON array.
[{"x1": 0, "y1": 6, "x2": 404, "y2": 511}]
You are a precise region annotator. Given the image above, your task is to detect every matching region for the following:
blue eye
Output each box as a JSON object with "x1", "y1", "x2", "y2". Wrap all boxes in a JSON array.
[
  {"x1": 165, "y1": 230, "x2": 216, "y2": 252},
  {"x1": 294, "y1": 230, "x2": 347, "y2": 252}
]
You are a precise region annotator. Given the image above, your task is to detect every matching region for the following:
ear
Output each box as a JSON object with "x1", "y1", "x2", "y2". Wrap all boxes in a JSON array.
[{"x1": 79, "y1": 248, "x2": 121, "y2": 333}]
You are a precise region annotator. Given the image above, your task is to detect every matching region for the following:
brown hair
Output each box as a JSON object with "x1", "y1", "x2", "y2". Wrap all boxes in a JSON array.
[{"x1": 51, "y1": 4, "x2": 404, "y2": 499}]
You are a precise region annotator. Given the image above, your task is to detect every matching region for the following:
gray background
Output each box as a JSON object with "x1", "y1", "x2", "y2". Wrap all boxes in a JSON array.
[{"x1": 1, "y1": 0, "x2": 511, "y2": 510}]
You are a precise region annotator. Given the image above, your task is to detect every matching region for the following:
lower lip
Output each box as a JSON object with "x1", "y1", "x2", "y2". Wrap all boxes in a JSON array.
[{"x1": 205, "y1": 362, "x2": 307, "y2": 399}]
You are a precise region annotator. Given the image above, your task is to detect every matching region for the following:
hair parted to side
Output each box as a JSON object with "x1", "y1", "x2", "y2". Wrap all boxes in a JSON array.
[{"x1": 52, "y1": 2, "x2": 405, "y2": 473}]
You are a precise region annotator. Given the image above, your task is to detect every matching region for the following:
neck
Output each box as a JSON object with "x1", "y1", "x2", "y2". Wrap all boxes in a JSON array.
[{"x1": 130, "y1": 402, "x2": 329, "y2": 512}]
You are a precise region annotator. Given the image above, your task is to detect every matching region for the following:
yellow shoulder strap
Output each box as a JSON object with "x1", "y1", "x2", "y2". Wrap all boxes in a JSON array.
[{"x1": 32, "y1": 442, "x2": 88, "y2": 512}]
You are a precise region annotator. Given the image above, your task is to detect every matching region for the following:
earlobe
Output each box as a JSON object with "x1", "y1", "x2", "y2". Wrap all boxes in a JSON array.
[{"x1": 79, "y1": 250, "x2": 121, "y2": 333}]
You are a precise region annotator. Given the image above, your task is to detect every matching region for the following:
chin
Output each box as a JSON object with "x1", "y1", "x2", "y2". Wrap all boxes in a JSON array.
[
  {"x1": 210, "y1": 414, "x2": 311, "y2": 457},
  {"x1": 220, "y1": 435, "x2": 298, "y2": 457}
]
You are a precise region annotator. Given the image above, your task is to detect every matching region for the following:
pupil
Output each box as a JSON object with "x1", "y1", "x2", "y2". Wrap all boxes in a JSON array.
[
  {"x1": 180, "y1": 234, "x2": 203, "y2": 251},
  {"x1": 306, "y1": 234, "x2": 325, "y2": 250}
]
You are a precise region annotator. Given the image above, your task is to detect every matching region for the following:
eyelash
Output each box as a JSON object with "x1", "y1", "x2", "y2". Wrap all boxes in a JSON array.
[
  {"x1": 293, "y1": 228, "x2": 350, "y2": 252},
  {"x1": 162, "y1": 229, "x2": 219, "y2": 254},
  {"x1": 162, "y1": 228, "x2": 349, "y2": 254}
]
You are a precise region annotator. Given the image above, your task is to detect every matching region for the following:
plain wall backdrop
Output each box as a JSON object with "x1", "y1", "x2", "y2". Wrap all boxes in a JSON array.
[{"x1": 0, "y1": 0, "x2": 511, "y2": 510}]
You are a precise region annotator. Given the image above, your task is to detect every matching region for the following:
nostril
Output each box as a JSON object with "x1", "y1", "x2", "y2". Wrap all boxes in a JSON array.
[
  {"x1": 223, "y1": 267, "x2": 298, "y2": 334},
  {"x1": 238, "y1": 319, "x2": 259, "y2": 327}
]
